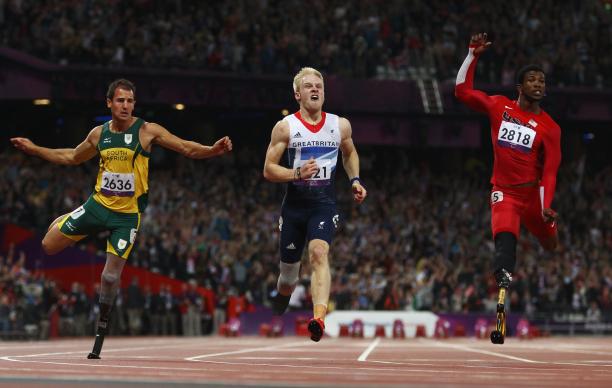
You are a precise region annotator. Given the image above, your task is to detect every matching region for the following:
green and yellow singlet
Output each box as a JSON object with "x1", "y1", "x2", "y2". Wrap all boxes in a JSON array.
[{"x1": 92, "y1": 118, "x2": 149, "y2": 213}]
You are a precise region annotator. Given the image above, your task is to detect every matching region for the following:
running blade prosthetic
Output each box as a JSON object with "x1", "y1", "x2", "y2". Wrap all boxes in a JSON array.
[
  {"x1": 87, "y1": 320, "x2": 108, "y2": 359},
  {"x1": 490, "y1": 288, "x2": 507, "y2": 344}
]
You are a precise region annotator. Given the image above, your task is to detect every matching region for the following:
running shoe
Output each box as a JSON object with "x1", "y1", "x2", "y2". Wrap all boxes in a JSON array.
[{"x1": 307, "y1": 317, "x2": 325, "y2": 342}]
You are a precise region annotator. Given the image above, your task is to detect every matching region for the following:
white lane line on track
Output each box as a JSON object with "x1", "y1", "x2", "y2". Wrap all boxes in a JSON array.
[
  {"x1": 185, "y1": 341, "x2": 306, "y2": 361},
  {"x1": 370, "y1": 360, "x2": 575, "y2": 372},
  {"x1": 369, "y1": 360, "x2": 436, "y2": 366},
  {"x1": 236, "y1": 357, "x2": 316, "y2": 361},
  {"x1": 498, "y1": 343, "x2": 612, "y2": 356},
  {"x1": 429, "y1": 340, "x2": 544, "y2": 364},
  {"x1": 550, "y1": 362, "x2": 612, "y2": 367},
  {"x1": 0, "y1": 342, "x2": 215, "y2": 359},
  {"x1": 370, "y1": 358, "x2": 487, "y2": 362},
  {"x1": 0, "y1": 360, "x2": 241, "y2": 372},
  {"x1": 357, "y1": 337, "x2": 381, "y2": 362}
]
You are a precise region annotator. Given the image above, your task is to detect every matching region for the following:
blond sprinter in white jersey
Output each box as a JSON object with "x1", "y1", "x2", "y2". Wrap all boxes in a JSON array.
[{"x1": 263, "y1": 67, "x2": 367, "y2": 342}]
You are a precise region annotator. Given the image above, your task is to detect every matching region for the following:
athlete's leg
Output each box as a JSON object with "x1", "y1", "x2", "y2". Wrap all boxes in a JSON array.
[
  {"x1": 308, "y1": 239, "x2": 330, "y2": 320},
  {"x1": 489, "y1": 188, "x2": 522, "y2": 344},
  {"x1": 490, "y1": 232, "x2": 516, "y2": 344},
  {"x1": 48, "y1": 213, "x2": 68, "y2": 232},
  {"x1": 41, "y1": 214, "x2": 76, "y2": 255},
  {"x1": 89, "y1": 211, "x2": 138, "y2": 359},
  {"x1": 99, "y1": 253, "x2": 125, "y2": 317},
  {"x1": 490, "y1": 189, "x2": 521, "y2": 286},
  {"x1": 306, "y1": 239, "x2": 329, "y2": 342},
  {"x1": 273, "y1": 210, "x2": 306, "y2": 315},
  {"x1": 522, "y1": 194, "x2": 559, "y2": 252},
  {"x1": 88, "y1": 253, "x2": 125, "y2": 359},
  {"x1": 276, "y1": 262, "x2": 301, "y2": 302},
  {"x1": 493, "y1": 232, "x2": 517, "y2": 284},
  {"x1": 540, "y1": 234, "x2": 558, "y2": 252},
  {"x1": 304, "y1": 207, "x2": 338, "y2": 342}
]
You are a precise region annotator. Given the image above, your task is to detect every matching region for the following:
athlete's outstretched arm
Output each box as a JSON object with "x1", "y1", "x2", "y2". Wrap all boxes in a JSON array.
[
  {"x1": 339, "y1": 118, "x2": 366, "y2": 204},
  {"x1": 263, "y1": 120, "x2": 317, "y2": 182},
  {"x1": 540, "y1": 124, "x2": 562, "y2": 221},
  {"x1": 10, "y1": 127, "x2": 100, "y2": 165},
  {"x1": 455, "y1": 32, "x2": 495, "y2": 113},
  {"x1": 145, "y1": 122, "x2": 232, "y2": 158}
]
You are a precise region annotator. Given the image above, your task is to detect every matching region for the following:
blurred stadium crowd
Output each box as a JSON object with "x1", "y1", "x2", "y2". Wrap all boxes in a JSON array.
[
  {"x1": 1, "y1": 0, "x2": 611, "y2": 86},
  {"x1": 1, "y1": 146, "x2": 610, "y2": 337}
]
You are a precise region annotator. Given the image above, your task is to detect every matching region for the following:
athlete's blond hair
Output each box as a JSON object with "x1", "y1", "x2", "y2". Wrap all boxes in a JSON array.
[{"x1": 293, "y1": 67, "x2": 324, "y2": 93}]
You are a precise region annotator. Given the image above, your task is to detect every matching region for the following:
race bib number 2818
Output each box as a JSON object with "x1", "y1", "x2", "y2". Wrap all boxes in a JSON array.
[{"x1": 497, "y1": 122, "x2": 536, "y2": 153}]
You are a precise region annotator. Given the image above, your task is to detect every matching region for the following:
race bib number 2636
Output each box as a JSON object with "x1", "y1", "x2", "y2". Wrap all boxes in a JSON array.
[{"x1": 100, "y1": 172, "x2": 135, "y2": 197}]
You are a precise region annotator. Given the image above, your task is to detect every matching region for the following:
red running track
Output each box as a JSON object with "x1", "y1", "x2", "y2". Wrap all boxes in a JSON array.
[{"x1": 0, "y1": 336, "x2": 611, "y2": 387}]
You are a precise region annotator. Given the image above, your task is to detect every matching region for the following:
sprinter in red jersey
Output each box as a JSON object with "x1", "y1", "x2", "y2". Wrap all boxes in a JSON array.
[{"x1": 455, "y1": 33, "x2": 561, "y2": 344}]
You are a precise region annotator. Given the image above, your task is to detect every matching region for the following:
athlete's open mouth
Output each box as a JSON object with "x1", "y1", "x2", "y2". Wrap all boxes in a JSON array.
[{"x1": 310, "y1": 95, "x2": 319, "y2": 101}]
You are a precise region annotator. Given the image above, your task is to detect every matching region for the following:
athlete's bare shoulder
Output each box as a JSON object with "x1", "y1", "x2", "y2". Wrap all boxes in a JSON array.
[
  {"x1": 86, "y1": 125, "x2": 103, "y2": 146},
  {"x1": 271, "y1": 119, "x2": 290, "y2": 142},
  {"x1": 140, "y1": 120, "x2": 159, "y2": 131},
  {"x1": 138, "y1": 120, "x2": 166, "y2": 149},
  {"x1": 338, "y1": 116, "x2": 352, "y2": 140},
  {"x1": 89, "y1": 125, "x2": 103, "y2": 135},
  {"x1": 338, "y1": 116, "x2": 351, "y2": 126},
  {"x1": 265, "y1": 119, "x2": 290, "y2": 164},
  {"x1": 274, "y1": 118, "x2": 289, "y2": 131}
]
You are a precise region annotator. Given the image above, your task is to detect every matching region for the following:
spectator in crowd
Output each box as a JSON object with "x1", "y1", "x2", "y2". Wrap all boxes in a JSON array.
[
  {"x1": 57, "y1": 292, "x2": 74, "y2": 336},
  {"x1": 126, "y1": 277, "x2": 145, "y2": 335},
  {"x1": 142, "y1": 285, "x2": 154, "y2": 335},
  {"x1": 213, "y1": 284, "x2": 228, "y2": 335},
  {"x1": 180, "y1": 280, "x2": 202, "y2": 336},
  {"x1": 0, "y1": 294, "x2": 10, "y2": 336},
  {"x1": 71, "y1": 282, "x2": 90, "y2": 337},
  {"x1": 158, "y1": 284, "x2": 178, "y2": 336}
]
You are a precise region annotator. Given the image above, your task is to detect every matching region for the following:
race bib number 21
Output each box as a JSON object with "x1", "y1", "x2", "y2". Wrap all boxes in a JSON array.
[
  {"x1": 293, "y1": 159, "x2": 333, "y2": 180},
  {"x1": 293, "y1": 158, "x2": 333, "y2": 186}
]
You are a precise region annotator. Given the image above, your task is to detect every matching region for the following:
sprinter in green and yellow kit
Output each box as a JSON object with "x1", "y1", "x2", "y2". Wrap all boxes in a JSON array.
[{"x1": 10, "y1": 79, "x2": 233, "y2": 359}]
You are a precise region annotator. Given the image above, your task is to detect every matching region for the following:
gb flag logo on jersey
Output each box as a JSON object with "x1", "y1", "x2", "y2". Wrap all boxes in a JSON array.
[{"x1": 124, "y1": 134, "x2": 132, "y2": 144}]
